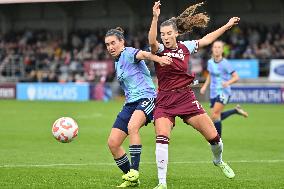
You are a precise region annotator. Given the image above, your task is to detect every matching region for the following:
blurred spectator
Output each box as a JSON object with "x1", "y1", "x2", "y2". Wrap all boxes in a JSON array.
[{"x1": 0, "y1": 23, "x2": 283, "y2": 82}]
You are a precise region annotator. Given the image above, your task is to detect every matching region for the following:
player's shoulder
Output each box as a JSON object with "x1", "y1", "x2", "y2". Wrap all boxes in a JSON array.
[
  {"x1": 222, "y1": 58, "x2": 229, "y2": 63},
  {"x1": 178, "y1": 41, "x2": 188, "y2": 48},
  {"x1": 122, "y1": 47, "x2": 140, "y2": 59},
  {"x1": 179, "y1": 40, "x2": 198, "y2": 53},
  {"x1": 179, "y1": 40, "x2": 198, "y2": 46},
  {"x1": 207, "y1": 58, "x2": 214, "y2": 64},
  {"x1": 221, "y1": 58, "x2": 230, "y2": 65},
  {"x1": 116, "y1": 47, "x2": 135, "y2": 63},
  {"x1": 179, "y1": 40, "x2": 197, "y2": 44},
  {"x1": 124, "y1": 47, "x2": 138, "y2": 54}
]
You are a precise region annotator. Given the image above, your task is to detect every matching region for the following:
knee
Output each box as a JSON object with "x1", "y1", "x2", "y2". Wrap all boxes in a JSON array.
[
  {"x1": 155, "y1": 127, "x2": 171, "y2": 138},
  {"x1": 107, "y1": 137, "x2": 120, "y2": 151},
  {"x1": 154, "y1": 119, "x2": 172, "y2": 138},
  {"x1": 211, "y1": 112, "x2": 221, "y2": 121}
]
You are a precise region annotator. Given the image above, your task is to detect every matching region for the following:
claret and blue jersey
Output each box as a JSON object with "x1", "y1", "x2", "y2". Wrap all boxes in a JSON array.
[
  {"x1": 114, "y1": 47, "x2": 157, "y2": 103},
  {"x1": 155, "y1": 40, "x2": 199, "y2": 91},
  {"x1": 207, "y1": 58, "x2": 235, "y2": 99}
]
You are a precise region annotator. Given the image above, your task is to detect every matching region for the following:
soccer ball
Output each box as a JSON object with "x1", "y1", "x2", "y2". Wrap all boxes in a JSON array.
[{"x1": 52, "y1": 117, "x2": 79, "y2": 143}]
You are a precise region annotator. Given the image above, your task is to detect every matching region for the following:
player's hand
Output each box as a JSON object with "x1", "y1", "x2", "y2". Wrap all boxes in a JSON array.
[
  {"x1": 158, "y1": 56, "x2": 172, "y2": 66},
  {"x1": 222, "y1": 82, "x2": 230, "y2": 88},
  {"x1": 200, "y1": 87, "x2": 206, "y2": 95},
  {"x1": 153, "y1": 1, "x2": 161, "y2": 18},
  {"x1": 225, "y1": 17, "x2": 240, "y2": 29}
]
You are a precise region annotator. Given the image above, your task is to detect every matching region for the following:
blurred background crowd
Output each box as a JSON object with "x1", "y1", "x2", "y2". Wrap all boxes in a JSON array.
[
  {"x1": 1, "y1": 23, "x2": 283, "y2": 82},
  {"x1": 0, "y1": 0, "x2": 283, "y2": 83}
]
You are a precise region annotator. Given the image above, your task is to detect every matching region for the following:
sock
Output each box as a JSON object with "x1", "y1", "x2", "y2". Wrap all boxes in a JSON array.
[
  {"x1": 214, "y1": 120, "x2": 222, "y2": 137},
  {"x1": 129, "y1": 145, "x2": 142, "y2": 171},
  {"x1": 114, "y1": 153, "x2": 131, "y2": 174},
  {"x1": 221, "y1": 109, "x2": 238, "y2": 121},
  {"x1": 156, "y1": 135, "x2": 169, "y2": 185},
  {"x1": 208, "y1": 135, "x2": 223, "y2": 164}
]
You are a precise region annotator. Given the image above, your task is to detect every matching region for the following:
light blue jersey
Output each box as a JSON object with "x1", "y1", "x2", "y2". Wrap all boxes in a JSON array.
[
  {"x1": 207, "y1": 58, "x2": 235, "y2": 98},
  {"x1": 115, "y1": 47, "x2": 157, "y2": 103}
]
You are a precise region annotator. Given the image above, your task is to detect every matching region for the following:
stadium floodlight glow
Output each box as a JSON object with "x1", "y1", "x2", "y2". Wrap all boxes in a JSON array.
[{"x1": 0, "y1": 0, "x2": 90, "y2": 4}]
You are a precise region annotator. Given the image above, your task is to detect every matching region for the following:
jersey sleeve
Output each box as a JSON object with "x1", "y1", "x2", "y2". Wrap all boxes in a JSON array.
[
  {"x1": 181, "y1": 40, "x2": 199, "y2": 54},
  {"x1": 126, "y1": 47, "x2": 141, "y2": 63}
]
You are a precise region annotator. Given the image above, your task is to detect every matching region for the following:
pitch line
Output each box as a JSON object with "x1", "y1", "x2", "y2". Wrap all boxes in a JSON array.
[{"x1": 0, "y1": 160, "x2": 284, "y2": 168}]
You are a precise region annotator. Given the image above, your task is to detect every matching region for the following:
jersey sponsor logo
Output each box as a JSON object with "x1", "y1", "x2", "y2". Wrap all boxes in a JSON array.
[
  {"x1": 178, "y1": 49, "x2": 183, "y2": 54},
  {"x1": 163, "y1": 52, "x2": 185, "y2": 61}
]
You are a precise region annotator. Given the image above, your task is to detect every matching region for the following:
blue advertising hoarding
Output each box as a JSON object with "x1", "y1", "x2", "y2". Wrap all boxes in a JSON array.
[
  {"x1": 230, "y1": 86, "x2": 283, "y2": 103},
  {"x1": 230, "y1": 59, "x2": 259, "y2": 79},
  {"x1": 17, "y1": 83, "x2": 90, "y2": 101}
]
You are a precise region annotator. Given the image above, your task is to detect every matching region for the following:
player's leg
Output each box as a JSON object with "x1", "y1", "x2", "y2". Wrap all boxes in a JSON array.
[
  {"x1": 109, "y1": 106, "x2": 140, "y2": 187},
  {"x1": 153, "y1": 117, "x2": 173, "y2": 189},
  {"x1": 185, "y1": 114, "x2": 235, "y2": 179},
  {"x1": 122, "y1": 110, "x2": 145, "y2": 182},
  {"x1": 221, "y1": 108, "x2": 238, "y2": 120},
  {"x1": 211, "y1": 102, "x2": 225, "y2": 137},
  {"x1": 221, "y1": 104, "x2": 248, "y2": 120},
  {"x1": 108, "y1": 128, "x2": 130, "y2": 174},
  {"x1": 234, "y1": 104, "x2": 249, "y2": 118},
  {"x1": 123, "y1": 98, "x2": 155, "y2": 182}
]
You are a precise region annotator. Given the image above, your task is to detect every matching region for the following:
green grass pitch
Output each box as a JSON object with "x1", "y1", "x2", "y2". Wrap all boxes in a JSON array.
[{"x1": 0, "y1": 100, "x2": 284, "y2": 188}]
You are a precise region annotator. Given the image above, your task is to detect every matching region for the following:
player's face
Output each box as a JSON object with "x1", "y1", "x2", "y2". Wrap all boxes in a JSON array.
[
  {"x1": 160, "y1": 25, "x2": 178, "y2": 49},
  {"x1": 105, "y1": 36, "x2": 125, "y2": 57},
  {"x1": 212, "y1": 41, "x2": 224, "y2": 57}
]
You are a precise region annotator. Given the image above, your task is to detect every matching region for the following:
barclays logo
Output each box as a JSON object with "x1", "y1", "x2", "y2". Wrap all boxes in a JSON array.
[
  {"x1": 17, "y1": 83, "x2": 89, "y2": 101},
  {"x1": 274, "y1": 65, "x2": 284, "y2": 76}
]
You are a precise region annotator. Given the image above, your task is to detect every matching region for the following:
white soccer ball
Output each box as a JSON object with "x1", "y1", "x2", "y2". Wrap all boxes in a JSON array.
[{"x1": 52, "y1": 117, "x2": 79, "y2": 143}]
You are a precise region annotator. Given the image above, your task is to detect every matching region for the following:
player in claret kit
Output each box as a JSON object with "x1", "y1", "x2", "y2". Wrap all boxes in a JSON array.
[
  {"x1": 104, "y1": 27, "x2": 172, "y2": 187},
  {"x1": 200, "y1": 40, "x2": 248, "y2": 137},
  {"x1": 148, "y1": 1, "x2": 240, "y2": 188}
]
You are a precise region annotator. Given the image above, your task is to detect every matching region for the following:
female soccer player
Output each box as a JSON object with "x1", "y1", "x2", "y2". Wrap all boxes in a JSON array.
[
  {"x1": 105, "y1": 27, "x2": 172, "y2": 188},
  {"x1": 200, "y1": 40, "x2": 248, "y2": 137},
  {"x1": 148, "y1": 2, "x2": 239, "y2": 188}
]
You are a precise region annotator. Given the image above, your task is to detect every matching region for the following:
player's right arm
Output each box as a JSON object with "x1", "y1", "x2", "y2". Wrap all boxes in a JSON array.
[
  {"x1": 200, "y1": 74, "x2": 210, "y2": 95},
  {"x1": 198, "y1": 17, "x2": 240, "y2": 48},
  {"x1": 148, "y1": 1, "x2": 161, "y2": 54},
  {"x1": 136, "y1": 50, "x2": 172, "y2": 66}
]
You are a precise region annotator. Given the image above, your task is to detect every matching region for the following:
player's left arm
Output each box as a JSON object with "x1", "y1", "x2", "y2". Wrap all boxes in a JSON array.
[
  {"x1": 222, "y1": 71, "x2": 239, "y2": 88},
  {"x1": 136, "y1": 50, "x2": 172, "y2": 66},
  {"x1": 198, "y1": 17, "x2": 240, "y2": 48},
  {"x1": 148, "y1": 1, "x2": 161, "y2": 54},
  {"x1": 200, "y1": 74, "x2": 210, "y2": 94}
]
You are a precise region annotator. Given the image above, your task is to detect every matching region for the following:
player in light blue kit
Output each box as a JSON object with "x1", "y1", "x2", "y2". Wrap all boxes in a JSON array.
[
  {"x1": 105, "y1": 27, "x2": 172, "y2": 187},
  {"x1": 200, "y1": 41, "x2": 248, "y2": 137}
]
